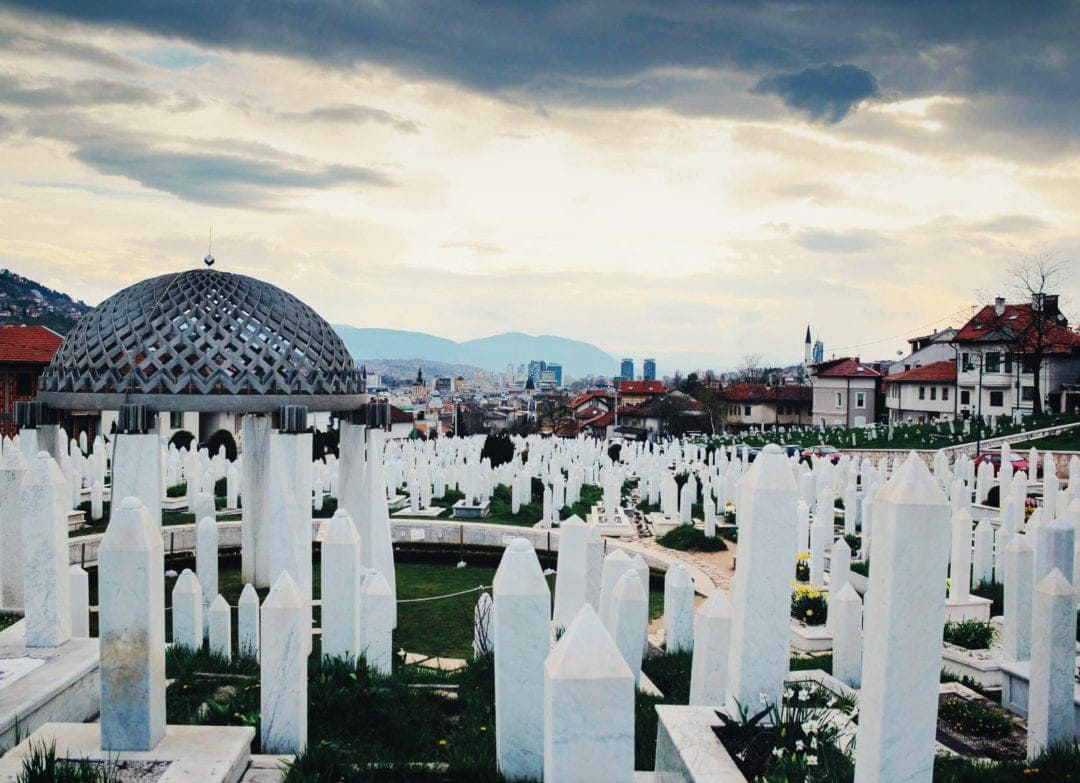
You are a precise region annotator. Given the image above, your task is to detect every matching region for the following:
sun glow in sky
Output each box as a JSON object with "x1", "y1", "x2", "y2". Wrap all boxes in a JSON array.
[{"x1": 0, "y1": 2, "x2": 1077, "y2": 376}]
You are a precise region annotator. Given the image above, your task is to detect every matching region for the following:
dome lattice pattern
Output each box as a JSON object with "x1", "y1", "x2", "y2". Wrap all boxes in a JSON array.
[{"x1": 39, "y1": 269, "x2": 364, "y2": 410}]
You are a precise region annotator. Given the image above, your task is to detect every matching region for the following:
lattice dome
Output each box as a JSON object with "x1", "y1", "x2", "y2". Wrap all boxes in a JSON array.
[{"x1": 38, "y1": 268, "x2": 365, "y2": 412}]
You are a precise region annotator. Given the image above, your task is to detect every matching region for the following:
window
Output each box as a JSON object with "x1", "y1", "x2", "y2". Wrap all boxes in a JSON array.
[
  {"x1": 943, "y1": 387, "x2": 950, "y2": 401},
  {"x1": 1004, "y1": 354, "x2": 1013, "y2": 374},
  {"x1": 960, "y1": 390, "x2": 970, "y2": 405},
  {"x1": 855, "y1": 391, "x2": 866, "y2": 409},
  {"x1": 989, "y1": 390, "x2": 1004, "y2": 407},
  {"x1": 14, "y1": 374, "x2": 32, "y2": 396},
  {"x1": 985, "y1": 352, "x2": 1001, "y2": 373},
  {"x1": 1021, "y1": 357, "x2": 1037, "y2": 374},
  {"x1": 835, "y1": 393, "x2": 843, "y2": 408},
  {"x1": 930, "y1": 387, "x2": 937, "y2": 400},
  {"x1": 169, "y1": 411, "x2": 184, "y2": 429},
  {"x1": 744, "y1": 405, "x2": 751, "y2": 416},
  {"x1": 1021, "y1": 386, "x2": 1035, "y2": 402},
  {"x1": 961, "y1": 353, "x2": 973, "y2": 371},
  {"x1": 919, "y1": 386, "x2": 926, "y2": 400}
]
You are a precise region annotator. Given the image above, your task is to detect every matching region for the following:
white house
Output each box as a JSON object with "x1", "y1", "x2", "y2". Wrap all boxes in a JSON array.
[
  {"x1": 888, "y1": 327, "x2": 957, "y2": 375},
  {"x1": 883, "y1": 360, "x2": 957, "y2": 423}
]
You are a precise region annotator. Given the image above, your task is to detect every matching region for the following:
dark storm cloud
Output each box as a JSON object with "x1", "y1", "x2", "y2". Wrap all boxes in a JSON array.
[
  {"x1": 280, "y1": 104, "x2": 420, "y2": 133},
  {"x1": 753, "y1": 64, "x2": 879, "y2": 123},
  {"x1": 20, "y1": 116, "x2": 395, "y2": 207},
  {"x1": 2, "y1": 1, "x2": 1078, "y2": 142}
]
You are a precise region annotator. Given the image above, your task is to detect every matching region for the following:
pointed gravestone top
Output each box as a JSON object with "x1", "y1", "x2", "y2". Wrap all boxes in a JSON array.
[
  {"x1": 546, "y1": 604, "x2": 632, "y2": 681},
  {"x1": 562, "y1": 514, "x2": 586, "y2": 528},
  {"x1": 832, "y1": 538, "x2": 851, "y2": 556},
  {"x1": 102, "y1": 497, "x2": 160, "y2": 552},
  {"x1": 604, "y1": 549, "x2": 632, "y2": 565},
  {"x1": 495, "y1": 538, "x2": 548, "y2": 596},
  {"x1": 697, "y1": 587, "x2": 732, "y2": 618},
  {"x1": 612, "y1": 570, "x2": 645, "y2": 603},
  {"x1": 1005, "y1": 533, "x2": 1034, "y2": 554},
  {"x1": 2, "y1": 446, "x2": 25, "y2": 471},
  {"x1": 239, "y1": 583, "x2": 259, "y2": 606},
  {"x1": 876, "y1": 453, "x2": 947, "y2": 507},
  {"x1": 264, "y1": 571, "x2": 304, "y2": 609},
  {"x1": 834, "y1": 581, "x2": 860, "y2": 603},
  {"x1": 1035, "y1": 568, "x2": 1074, "y2": 597},
  {"x1": 667, "y1": 561, "x2": 693, "y2": 588},
  {"x1": 325, "y1": 509, "x2": 360, "y2": 545},
  {"x1": 211, "y1": 594, "x2": 230, "y2": 612},
  {"x1": 743, "y1": 442, "x2": 797, "y2": 491},
  {"x1": 363, "y1": 569, "x2": 393, "y2": 597},
  {"x1": 174, "y1": 568, "x2": 201, "y2": 596}
]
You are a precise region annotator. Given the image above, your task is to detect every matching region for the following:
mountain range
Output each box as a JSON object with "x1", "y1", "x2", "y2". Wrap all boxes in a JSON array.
[{"x1": 334, "y1": 326, "x2": 617, "y2": 380}]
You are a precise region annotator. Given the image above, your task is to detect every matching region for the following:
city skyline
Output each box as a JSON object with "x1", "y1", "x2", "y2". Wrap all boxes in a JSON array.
[{"x1": 0, "y1": 2, "x2": 1076, "y2": 373}]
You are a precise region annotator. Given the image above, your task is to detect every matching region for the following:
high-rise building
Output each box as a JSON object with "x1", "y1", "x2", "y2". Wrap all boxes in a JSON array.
[
  {"x1": 527, "y1": 359, "x2": 546, "y2": 386},
  {"x1": 620, "y1": 358, "x2": 634, "y2": 381},
  {"x1": 547, "y1": 362, "x2": 563, "y2": 388},
  {"x1": 643, "y1": 358, "x2": 656, "y2": 381}
]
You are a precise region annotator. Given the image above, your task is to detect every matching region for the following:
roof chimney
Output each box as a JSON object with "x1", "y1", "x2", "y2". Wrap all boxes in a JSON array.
[{"x1": 994, "y1": 296, "x2": 1005, "y2": 316}]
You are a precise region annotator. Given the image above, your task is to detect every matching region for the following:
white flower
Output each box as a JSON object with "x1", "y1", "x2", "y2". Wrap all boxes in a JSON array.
[
  {"x1": 795, "y1": 740, "x2": 805, "y2": 752},
  {"x1": 810, "y1": 736, "x2": 818, "y2": 750},
  {"x1": 801, "y1": 721, "x2": 816, "y2": 735},
  {"x1": 759, "y1": 692, "x2": 770, "y2": 705},
  {"x1": 827, "y1": 697, "x2": 837, "y2": 708},
  {"x1": 798, "y1": 690, "x2": 811, "y2": 702},
  {"x1": 807, "y1": 755, "x2": 818, "y2": 766},
  {"x1": 772, "y1": 747, "x2": 785, "y2": 758},
  {"x1": 783, "y1": 688, "x2": 795, "y2": 699}
]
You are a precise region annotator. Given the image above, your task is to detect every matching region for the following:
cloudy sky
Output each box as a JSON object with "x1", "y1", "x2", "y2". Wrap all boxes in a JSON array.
[{"x1": 0, "y1": 1, "x2": 1077, "y2": 376}]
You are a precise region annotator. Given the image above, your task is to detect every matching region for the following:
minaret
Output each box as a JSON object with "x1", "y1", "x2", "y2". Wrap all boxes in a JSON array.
[{"x1": 804, "y1": 325, "x2": 812, "y2": 366}]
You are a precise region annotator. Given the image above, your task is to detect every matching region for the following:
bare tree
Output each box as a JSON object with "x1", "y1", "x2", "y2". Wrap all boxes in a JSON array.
[
  {"x1": 1007, "y1": 253, "x2": 1072, "y2": 417},
  {"x1": 739, "y1": 353, "x2": 765, "y2": 384}
]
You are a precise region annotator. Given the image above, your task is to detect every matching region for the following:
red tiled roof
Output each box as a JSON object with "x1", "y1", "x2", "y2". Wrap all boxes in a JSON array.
[
  {"x1": 814, "y1": 357, "x2": 881, "y2": 378},
  {"x1": 884, "y1": 360, "x2": 957, "y2": 384},
  {"x1": 722, "y1": 383, "x2": 812, "y2": 403},
  {"x1": 953, "y1": 303, "x2": 1080, "y2": 354},
  {"x1": 390, "y1": 405, "x2": 414, "y2": 424},
  {"x1": 618, "y1": 380, "x2": 665, "y2": 394},
  {"x1": 0, "y1": 325, "x2": 63, "y2": 364},
  {"x1": 569, "y1": 390, "x2": 614, "y2": 409},
  {"x1": 582, "y1": 411, "x2": 614, "y2": 428}
]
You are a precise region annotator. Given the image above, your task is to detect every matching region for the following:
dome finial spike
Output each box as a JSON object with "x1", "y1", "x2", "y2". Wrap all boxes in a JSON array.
[{"x1": 204, "y1": 225, "x2": 215, "y2": 267}]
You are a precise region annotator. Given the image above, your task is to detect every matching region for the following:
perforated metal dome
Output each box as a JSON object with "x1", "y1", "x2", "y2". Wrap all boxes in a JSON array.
[{"x1": 38, "y1": 268, "x2": 365, "y2": 412}]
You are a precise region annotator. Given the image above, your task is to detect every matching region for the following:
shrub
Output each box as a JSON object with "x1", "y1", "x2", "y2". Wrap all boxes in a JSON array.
[
  {"x1": 203, "y1": 429, "x2": 237, "y2": 461},
  {"x1": 657, "y1": 526, "x2": 727, "y2": 553},
  {"x1": 795, "y1": 552, "x2": 810, "y2": 582},
  {"x1": 944, "y1": 619, "x2": 996, "y2": 650},
  {"x1": 166, "y1": 483, "x2": 186, "y2": 498},
  {"x1": 480, "y1": 433, "x2": 515, "y2": 469},
  {"x1": 791, "y1": 584, "x2": 827, "y2": 626},
  {"x1": 843, "y1": 533, "x2": 861, "y2": 553},
  {"x1": 168, "y1": 430, "x2": 195, "y2": 452},
  {"x1": 971, "y1": 579, "x2": 1004, "y2": 617},
  {"x1": 850, "y1": 559, "x2": 870, "y2": 577},
  {"x1": 938, "y1": 697, "x2": 1014, "y2": 740}
]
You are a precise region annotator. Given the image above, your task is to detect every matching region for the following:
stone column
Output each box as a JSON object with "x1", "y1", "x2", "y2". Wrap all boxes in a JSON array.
[
  {"x1": 584, "y1": 525, "x2": 604, "y2": 609},
  {"x1": 69, "y1": 565, "x2": 89, "y2": 638},
  {"x1": 1001, "y1": 535, "x2": 1034, "y2": 662},
  {"x1": 810, "y1": 517, "x2": 828, "y2": 586},
  {"x1": 832, "y1": 582, "x2": 863, "y2": 689},
  {"x1": 948, "y1": 508, "x2": 973, "y2": 600},
  {"x1": 663, "y1": 562, "x2": 694, "y2": 654},
  {"x1": 494, "y1": 538, "x2": 550, "y2": 781},
  {"x1": 360, "y1": 569, "x2": 394, "y2": 675},
  {"x1": 827, "y1": 538, "x2": 851, "y2": 635},
  {"x1": 610, "y1": 570, "x2": 647, "y2": 684},
  {"x1": 238, "y1": 583, "x2": 260, "y2": 661},
  {"x1": 261, "y1": 572, "x2": 307, "y2": 755},
  {"x1": 1027, "y1": 569, "x2": 1075, "y2": 761},
  {"x1": 196, "y1": 514, "x2": 218, "y2": 636},
  {"x1": 241, "y1": 414, "x2": 272, "y2": 587},
  {"x1": 598, "y1": 549, "x2": 634, "y2": 632},
  {"x1": 553, "y1": 516, "x2": 588, "y2": 630},
  {"x1": 689, "y1": 588, "x2": 732, "y2": 707},
  {"x1": 971, "y1": 518, "x2": 994, "y2": 587},
  {"x1": 853, "y1": 454, "x2": 950, "y2": 783},
  {"x1": 337, "y1": 420, "x2": 367, "y2": 542},
  {"x1": 111, "y1": 430, "x2": 163, "y2": 531},
  {"x1": 726, "y1": 444, "x2": 797, "y2": 717},
  {"x1": 171, "y1": 569, "x2": 203, "y2": 650},
  {"x1": 1034, "y1": 516, "x2": 1075, "y2": 586},
  {"x1": 21, "y1": 451, "x2": 71, "y2": 647},
  {"x1": 99, "y1": 497, "x2": 165, "y2": 752},
  {"x1": 544, "y1": 605, "x2": 634, "y2": 783},
  {"x1": 321, "y1": 510, "x2": 362, "y2": 662},
  {"x1": 209, "y1": 595, "x2": 232, "y2": 660},
  {"x1": 266, "y1": 421, "x2": 313, "y2": 643},
  {"x1": 0, "y1": 448, "x2": 25, "y2": 609}
]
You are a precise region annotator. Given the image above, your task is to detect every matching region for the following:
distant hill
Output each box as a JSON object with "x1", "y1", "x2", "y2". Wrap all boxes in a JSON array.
[
  {"x1": 0, "y1": 268, "x2": 90, "y2": 336},
  {"x1": 362, "y1": 358, "x2": 488, "y2": 386},
  {"x1": 335, "y1": 326, "x2": 617, "y2": 380}
]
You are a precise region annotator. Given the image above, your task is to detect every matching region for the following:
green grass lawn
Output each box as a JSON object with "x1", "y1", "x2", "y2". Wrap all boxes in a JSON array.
[{"x1": 1011, "y1": 432, "x2": 1080, "y2": 451}]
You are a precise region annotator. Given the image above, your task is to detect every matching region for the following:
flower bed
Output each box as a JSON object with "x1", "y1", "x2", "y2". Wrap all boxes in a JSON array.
[{"x1": 792, "y1": 583, "x2": 828, "y2": 626}]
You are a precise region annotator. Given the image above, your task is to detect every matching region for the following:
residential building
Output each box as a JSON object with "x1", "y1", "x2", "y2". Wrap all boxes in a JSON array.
[
  {"x1": 539, "y1": 369, "x2": 558, "y2": 390},
  {"x1": 722, "y1": 383, "x2": 812, "y2": 431},
  {"x1": 643, "y1": 358, "x2": 656, "y2": 381},
  {"x1": 618, "y1": 380, "x2": 665, "y2": 406},
  {"x1": 952, "y1": 295, "x2": 1080, "y2": 417},
  {"x1": 809, "y1": 357, "x2": 881, "y2": 427},
  {"x1": 0, "y1": 325, "x2": 62, "y2": 437},
  {"x1": 433, "y1": 376, "x2": 453, "y2": 394},
  {"x1": 888, "y1": 327, "x2": 957, "y2": 375},
  {"x1": 620, "y1": 358, "x2": 634, "y2": 381},
  {"x1": 883, "y1": 360, "x2": 957, "y2": 423}
]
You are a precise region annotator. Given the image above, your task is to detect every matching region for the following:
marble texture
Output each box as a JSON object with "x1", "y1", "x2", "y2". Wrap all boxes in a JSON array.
[
  {"x1": 494, "y1": 538, "x2": 550, "y2": 781},
  {"x1": 663, "y1": 563, "x2": 695, "y2": 654},
  {"x1": 726, "y1": 445, "x2": 798, "y2": 717},
  {"x1": 68, "y1": 566, "x2": 89, "y2": 638},
  {"x1": 826, "y1": 538, "x2": 851, "y2": 635},
  {"x1": 99, "y1": 496, "x2": 165, "y2": 752},
  {"x1": 949, "y1": 507, "x2": 973, "y2": 600},
  {"x1": 544, "y1": 605, "x2": 634, "y2": 783},
  {"x1": 266, "y1": 430, "x2": 314, "y2": 649},
  {"x1": 110, "y1": 433, "x2": 162, "y2": 531},
  {"x1": 689, "y1": 588, "x2": 732, "y2": 707},
  {"x1": 0, "y1": 448, "x2": 25, "y2": 610},
  {"x1": 972, "y1": 518, "x2": 994, "y2": 585},
  {"x1": 553, "y1": 515, "x2": 588, "y2": 629},
  {"x1": 238, "y1": 583, "x2": 260, "y2": 661},
  {"x1": 171, "y1": 569, "x2": 203, "y2": 651},
  {"x1": 473, "y1": 591, "x2": 493, "y2": 658},
  {"x1": 654, "y1": 705, "x2": 747, "y2": 783},
  {"x1": 599, "y1": 550, "x2": 634, "y2": 633},
  {"x1": 196, "y1": 514, "x2": 219, "y2": 636},
  {"x1": 832, "y1": 582, "x2": 863, "y2": 689},
  {"x1": 20, "y1": 451, "x2": 71, "y2": 648},
  {"x1": 1002, "y1": 535, "x2": 1034, "y2": 662},
  {"x1": 610, "y1": 570, "x2": 647, "y2": 684},
  {"x1": 1027, "y1": 569, "x2": 1075, "y2": 760},
  {"x1": 853, "y1": 454, "x2": 951, "y2": 783},
  {"x1": 240, "y1": 414, "x2": 272, "y2": 586},
  {"x1": 321, "y1": 510, "x2": 362, "y2": 662},
  {"x1": 209, "y1": 594, "x2": 232, "y2": 660},
  {"x1": 260, "y1": 571, "x2": 307, "y2": 754},
  {"x1": 360, "y1": 569, "x2": 394, "y2": 675},
  {"x1": 365, "y1": 429, "x2": 398, "y2": 627}
]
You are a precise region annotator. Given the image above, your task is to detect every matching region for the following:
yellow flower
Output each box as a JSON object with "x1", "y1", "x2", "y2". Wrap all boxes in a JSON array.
[
  {"x1": 796, "y1": 552, "x2": 810, "y2": 562},
  {"x1": 438, "y1": 739, "x2": 448, "y2": 746},
  {"x1": 805, "y1": 610, "x2": 813, "y2": 617}
]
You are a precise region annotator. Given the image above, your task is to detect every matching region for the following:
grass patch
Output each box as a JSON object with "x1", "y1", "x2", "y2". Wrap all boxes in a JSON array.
[
  {"x1": 789, "y1": 653, "x2": 833, "y2": 675},
  {"x1": 656, "y1": 526, "x2": 727, "y2": 553},
  {"x1": 944, "y1": 619, "x2": 996, "y2": 650},
  {"x1": 938, "y1": 698, "x2": 1014, "y2": 740},
  {"x1": 933, "y1": 740, "x2": 1080, "y2": 782}
]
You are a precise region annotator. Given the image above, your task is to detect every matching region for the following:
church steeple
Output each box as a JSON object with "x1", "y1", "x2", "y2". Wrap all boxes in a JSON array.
[{"x1": 416, "y1": 366, "x2": 424, "y2": 385}]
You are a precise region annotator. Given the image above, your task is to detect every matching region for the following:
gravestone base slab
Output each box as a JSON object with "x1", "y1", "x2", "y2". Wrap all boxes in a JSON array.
[
  {"x1": 0, "y1": 621, "x2": 99, "y2": 750},
  {"x1": 789, "y1": 620, "x2": 832, "y2": 653},
  {"x1": 0, "y1": 723, "x2": 255, "y2": 783},
  {"x1": 392, "y1": 506, "x2": 446, "y2": 518},
  {"x1": 654, "y1": 704, "x2": 748, "y2": 782},
  {"x1": 999, "y1": 659, "x2": 1080, "y2": 738},
  {"x1": 941, "y1": 645, "x2": 1004, "y2": 688},
  {"x1": 944, "y1": 595, "x2": 993, "y2": 622},
  {"x1": 451, "y1": 500, "x2": 490, "y2": 519},
  {"x1": 586, "y1": 508, "x2": 637, "y2": 537}
]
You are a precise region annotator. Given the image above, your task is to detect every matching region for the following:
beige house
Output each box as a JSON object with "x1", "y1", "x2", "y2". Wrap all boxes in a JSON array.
[
  {"x1": 722, "y1": 382, "x2": 812, "y2": 431},
  {"x1": 883, "y1": 360, "x2": 957, "y2": 423},
  {"x1": 810, "y1": 357, "x2": 881, "y2": 427}
]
